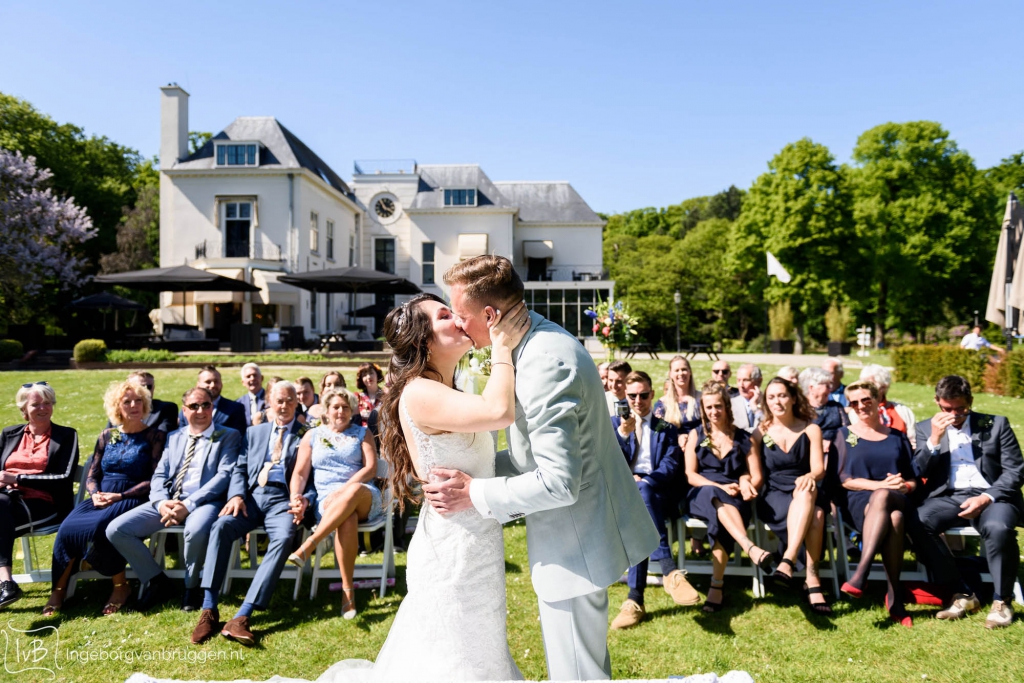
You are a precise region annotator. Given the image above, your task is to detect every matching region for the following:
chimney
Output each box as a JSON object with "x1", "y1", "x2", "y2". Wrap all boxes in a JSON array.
[{"x1": 160, "y1": 84, "x2": 189, "y2": 167}]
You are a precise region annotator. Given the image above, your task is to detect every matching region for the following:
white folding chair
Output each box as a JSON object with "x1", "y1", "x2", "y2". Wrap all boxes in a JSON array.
[
  {"x1": 12, "y1": 463, "x2": 84, "y2": 585},
  {"x1": 222, "y1": 526, "x2": 306, "y2": 601},
  {"x1": 751, "y1": 511, "x2": 843, "y2": 598},
  {"x1": 667, "y1": 508, "x2": 769, "y2": 598},
  {"x1": 835, "y1": 507, "x2": 929, "y2": 585},
  {"x1": 940, "y1": 526, "x2": 1024, "y2": 604}
]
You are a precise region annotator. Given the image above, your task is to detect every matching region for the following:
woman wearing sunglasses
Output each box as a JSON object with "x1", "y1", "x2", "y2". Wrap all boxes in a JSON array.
[
  {"x1": 0, "y1": 382, "x2": 79, "y2": 610},
  {"x1": 837, "y1": 381, "x2": 918, "y2": 627}
]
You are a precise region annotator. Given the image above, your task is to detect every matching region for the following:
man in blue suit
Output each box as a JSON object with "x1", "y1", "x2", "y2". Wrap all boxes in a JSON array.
[
  {"x1": 610, "y1": 370, "x2": 697, "y2": 628},
  {"x1": 237, "y1": 362, "x2": 266, "y2": 427},
  {"x1": 190, "y1": 381, "x2": 312, "y2": 646},
  {"x1": 178, "y1": 366, "x2": 248, "y2": 435},
  {"x1": 107, "y1": 387, "x2": 242, "y2": 612}
]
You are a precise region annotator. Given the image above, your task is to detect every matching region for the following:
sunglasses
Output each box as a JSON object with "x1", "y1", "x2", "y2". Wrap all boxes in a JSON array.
[
  {"x1": 21, "y1": 381, "x2": 49, "y2": 389},
  {"x1": 940, "y1": 406, "x2": 971, "y2": 416},
  {"x1": 185, "y1": 401, "x2": 213, "y2": 411},
  {"x1": 848, "y1": 398, "x2": 874, "y2": 408},
  {"x1": 626, "y1": 392, "x2": 652, "y2": 400},
  {"x1": 712, "y1": 369, "x2": 731, "y2": 376}
]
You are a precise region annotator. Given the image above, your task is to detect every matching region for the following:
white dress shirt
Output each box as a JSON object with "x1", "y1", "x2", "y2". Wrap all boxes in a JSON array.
[
  {"x1": 632, "y1": 412, "x2": 654, "y2": 476},
  {"x1": 928, "y1": 419, "x2": 992, "y2": 496},
  {"x1": 180, "y1": 422, "x2": 216, "y2": 511}
]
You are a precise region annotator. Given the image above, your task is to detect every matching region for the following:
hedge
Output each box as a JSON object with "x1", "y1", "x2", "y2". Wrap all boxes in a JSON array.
[
  {"x1": 890, "y1": 345, "x2": 989, "y2": 388},
  {"x1": 73, "y1": 339, "x2": 108, "y2": 363},
  {"x1": 0, "y1": 339, "x2": 24, "y2": 362},
  {"x1": 105, "y1": 349, "x2": 179, "y2": 363}
]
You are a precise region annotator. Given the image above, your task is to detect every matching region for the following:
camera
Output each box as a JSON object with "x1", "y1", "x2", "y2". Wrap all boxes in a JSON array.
[{"x1": 616, "y1": 400, "x2": 631, "y2": 419}]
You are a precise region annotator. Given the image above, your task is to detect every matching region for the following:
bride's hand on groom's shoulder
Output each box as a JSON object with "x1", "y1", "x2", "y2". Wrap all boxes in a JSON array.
[
  {"x1": 423, "y1": 467, "x2": 474, "y2": 515},
  {"x1": 488, "y1": 301, "x2": 530, "y2": 351}
]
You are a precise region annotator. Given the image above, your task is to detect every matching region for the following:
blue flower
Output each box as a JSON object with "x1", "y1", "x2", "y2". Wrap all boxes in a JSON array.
[{"x1": 584, "y1": 309, "x2": 598, "y2": 320}]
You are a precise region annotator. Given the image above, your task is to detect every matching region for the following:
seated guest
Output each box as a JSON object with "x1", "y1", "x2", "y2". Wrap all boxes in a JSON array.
[
  {"x1": 604, "y1": 360, "x2": 632, "y2": 416},
  {"x1": 754, "y1": 378, "x2": 831, "y2": 615},
  {"x1": 911, "y1": 375, "x2": 1022, "y2": 629},
  {"x1": 654, "y1": 355, "x2": 702, "y2": 439},
  {"x1": 237, "y1": 363, "x2": 266, "y2": 427},
  {"x1": 777, "y1": 366, "x2": 800, "y2": 384},
  {"x1": 598, "y1": 362, "x2": 610, "y2": 391},
  {"x1": 610, "y1": 371, "x2": 698, "y2": 629},
  {"x1": 252, "y1": 376, "x2": 285, "y2": 425},
  {"x1": 711, "y1": 360, "x2": 737, "y2": 397},
  {"x1": 307, "y1": 372, "x2": 346, "y2": 426},
  {"x1": 45, "y1": 379, "x2": 166, "y2": 616},
  {"x1": 295, "y1": 377, "x2": 319, "y2": 424},
  {"x1": 822, "y1": 358, "x2": 848, "y2": 408},
  {"x1": 0, "y1": 382, "x2": 78, "y2": 609},
  {"x1": 107, "y1": 387, "x2": 242, "y2": 612},
  {"x1": 799, "y1": 368, "x2": 848, "y2": 450},
  {"x1": 190, "y1": 381, "x2": 312, "y2": 646},
  {"x1": 854, "y1": 364, "x2": 917, "y2": 447},
  {"x1": 685, "y1": 381, "x2": 773, "y2": 612},
  {"x1": 179, "y1": 366, "x2": 248, "y2": 435},
  {"x1": 286, "y1": 388, "x2": 384, "y2": 619},
  {"x1": 356, "y1": 363, "x2": 386, "y2": 421},
  {"x1": 731, "y1": 364, "x2": 764, "y2": 433},
  {"x1": 837, "y1": 381, "x2": 918, "y2": 627},
  {"x1": 108, "y1": 372, "x2": 178, "y2": 433}
]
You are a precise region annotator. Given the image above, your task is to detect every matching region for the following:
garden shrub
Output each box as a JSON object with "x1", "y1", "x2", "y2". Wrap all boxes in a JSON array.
[
  {"x1": 890, "y1": 345, "x2": 988, "y2": 388},
  {"x1": 105, "y1": 349, "x2": 179, "y2": 363},
  {"x1": 993, "y1": 350, "x2": 1024, "y2": 398},
  {"x1": 73, "y1": 339, "x2": 107, "y2": 363},
  {"x1": 0, "y1": 339, "x2": 24, "y2": 362}
]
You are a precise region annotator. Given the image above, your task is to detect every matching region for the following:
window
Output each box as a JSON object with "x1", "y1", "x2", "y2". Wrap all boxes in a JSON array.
[
  {"x1": 310, "y1": 290, "x2": 317, "y2": 330},
  {"x1": 215, "y1": 142, "x2": 259, "y2": 167},
  {"x1": 444, "y1": 189, "x2": 477, "y2": 206},
  {"x1": 310, "y1": 212, "x2": 319, "y2": 253},
  {"x1": 326, "y1": 220, "x2": 335, "y2": 260},
  {"x1": 375, "y1": 238, "x2": 395, "y2": 274},
  {"x1": 349, "y1": 233, "x2": 356, "y2": 266},
  {"x1": 422, "y1": 242, "x2": 435, "y2": 285},
  {"x1": 224, "y1": 201, "x2": 252, "y2": 257}
]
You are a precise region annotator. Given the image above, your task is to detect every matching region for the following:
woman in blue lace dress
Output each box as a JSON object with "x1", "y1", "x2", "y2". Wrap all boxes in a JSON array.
[
  {"x1": 44, "y1": 380, "x2": 165, "y2": 616},
  {"x1": 288, "y1": 387, "x2": 383, "y2": 618}
]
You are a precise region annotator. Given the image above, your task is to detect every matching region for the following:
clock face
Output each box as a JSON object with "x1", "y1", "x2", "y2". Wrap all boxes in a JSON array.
[{"x1": 375, "y1": 197, "x2": 396, "y2": 219}]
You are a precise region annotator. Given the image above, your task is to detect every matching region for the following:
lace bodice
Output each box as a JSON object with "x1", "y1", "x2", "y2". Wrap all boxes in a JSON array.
[{"x1": 403, "y1": 401, "x2": 496, "y2": 480}]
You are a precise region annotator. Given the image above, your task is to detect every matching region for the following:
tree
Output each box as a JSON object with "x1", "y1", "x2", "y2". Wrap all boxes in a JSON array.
[
  {"x1": 0, "y1": 150, "x2": 96, "y2": 323},
  {"x1": 729, "y1": 138, "x2": 854, "y2": 349},
  {"x1": 984, "y1": 151, "x2": 1024, "y2": 219},
  {"x1": 99, "y1": 184, "x2": 159, "y2": 273},
  {"x1": 189, "y1": 131, "x2": 213, "y2": 155},
  {"x1": 849, "y1": 121, "x2": 995, "y2": 341}
]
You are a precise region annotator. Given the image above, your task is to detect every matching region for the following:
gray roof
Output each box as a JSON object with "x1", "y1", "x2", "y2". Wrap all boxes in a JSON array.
[
  {"x1": 171, "y1": 117, "x2": 351, "y2": 195},
  {"x1": 493, "y1": 181, "x2": 603, "y2": 224},
  {"x1": 408, "y1": 165, "x2": 513, "y2": 210}
]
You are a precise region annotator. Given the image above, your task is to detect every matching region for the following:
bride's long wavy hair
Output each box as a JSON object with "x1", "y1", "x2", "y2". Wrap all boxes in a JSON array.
[{"x1": 380, "y1": 293, "x2": 450, "y2": 512}]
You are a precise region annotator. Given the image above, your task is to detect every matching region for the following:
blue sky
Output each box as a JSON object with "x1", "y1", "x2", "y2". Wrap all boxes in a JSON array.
[{"x1": 2, "y1": 1, "x2": 1021, "y2": 213}]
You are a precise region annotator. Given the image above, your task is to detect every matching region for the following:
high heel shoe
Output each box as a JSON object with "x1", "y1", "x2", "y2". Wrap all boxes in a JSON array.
[
  {"x1": 288, "y1": 544, "x2": 311, "y2": 568},
  {"x1": 745, "y1": 544, "x2": 776, "y2": 575},
  {"x1": 840, "y1": 581, "x2": 864, "y2": 599},
  {"x1": 885, "y1": 593, "x2": 913, "y2": 628},
  {"x1": 773, "y1": 558, "x2": 796, "y2": 588},
  {"x1": 804, "y1": 584, "x2": 834, "y2": 616},
  {"x1": 42, "y1": 587, "x2": 64, "y2": 617},
  {"x1": 341, "y1": 587, "x2": 357, "y2": 620},
  {"x1": 702, "y1": 580, "x2": 725, "y2": 613},
  {"x1": 102, "y1": 581, "x2": 130, "y2": 616}
]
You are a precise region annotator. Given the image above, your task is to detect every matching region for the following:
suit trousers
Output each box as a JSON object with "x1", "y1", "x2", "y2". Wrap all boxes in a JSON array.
[
  {"x1": 537, "y1": 588, "x2": 611, "y2": 681},
  {"x1": 107, "y1": 501, "x2": 220, "y2": 587},
  {"x1": 627, "y1": 479, "x2": 671, "y2": 594},
  {"x1": 200, "y1": 485, "x2": 296, "y2": 609},
  {"x1": 914, "y1": 488, "x2": 1021, "y2": 601}
]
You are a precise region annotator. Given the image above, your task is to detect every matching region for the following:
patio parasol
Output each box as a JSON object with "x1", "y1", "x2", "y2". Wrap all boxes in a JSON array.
[
  {"x1": 94, "y1": 264, "x2": 260, "y2": 322},
  {"x1": 985, "y1": 193, "x2": 1024, "y2": 341}
]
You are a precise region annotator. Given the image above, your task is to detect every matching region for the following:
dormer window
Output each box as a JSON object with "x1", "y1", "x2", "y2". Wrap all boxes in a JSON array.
[
  {"x1": 444, "y1": 188, "x2": 477, "y2": 206},
  {"x1": 215, "y1": 142, "x2": 259, "y2": 167}
]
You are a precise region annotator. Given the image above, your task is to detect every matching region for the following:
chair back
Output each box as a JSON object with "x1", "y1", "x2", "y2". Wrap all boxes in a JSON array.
[{"x1": 73, "y1": 456, "x2": 92, "y2": 504}]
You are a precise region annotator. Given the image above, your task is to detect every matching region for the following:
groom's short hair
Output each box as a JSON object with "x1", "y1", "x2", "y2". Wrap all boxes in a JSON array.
[{"x1": 444, "y1": 255, "x2": 525, "y2": 310}]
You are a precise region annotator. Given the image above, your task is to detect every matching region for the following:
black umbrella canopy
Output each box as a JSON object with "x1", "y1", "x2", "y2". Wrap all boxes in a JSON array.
[
  {"x1": 351, "y1": 302, "x2": 397, "y2": 317},
  {"x1": 278, "y1": 266, "x2": 421, "y2": 295},
  {"x1": 94, "y1": 265, "x2": 260, "y2": 292},
  {"x1": 70, "y1": 292, "x2": 147, "y2": 311}
]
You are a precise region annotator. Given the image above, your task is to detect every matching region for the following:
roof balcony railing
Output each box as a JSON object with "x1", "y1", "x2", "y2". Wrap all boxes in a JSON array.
[
  {"x1": 194, "y1": 239, "x2": 283, "y2": 262},
  {"x1": 517, "y1": 265, "x2": 609, "y2": 282},
  {"x1": 353, "y1": 159, "x2": 417, "y2": 175}
]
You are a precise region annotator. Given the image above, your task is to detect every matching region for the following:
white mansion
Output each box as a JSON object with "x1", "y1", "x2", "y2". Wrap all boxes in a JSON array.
[{"x1": 158, "y1": 85, "x2": 613, "y2": 343}]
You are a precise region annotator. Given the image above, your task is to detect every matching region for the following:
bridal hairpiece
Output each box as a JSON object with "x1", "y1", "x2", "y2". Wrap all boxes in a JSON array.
[{"x1": 395, "y1": 301, "x2": 412, "y2": 332}]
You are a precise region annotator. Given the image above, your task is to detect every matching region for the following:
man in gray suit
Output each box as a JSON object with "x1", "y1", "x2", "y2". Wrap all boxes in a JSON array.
[
  {"x1": 107, "y1": 387, "x2": 242, "y2": 612},
  {"x1": 427, "y1": 256, "x2": 659, "y2": 681},
  {"x1": 731, "y1": 363, "x2": 763, "y2": 433}
]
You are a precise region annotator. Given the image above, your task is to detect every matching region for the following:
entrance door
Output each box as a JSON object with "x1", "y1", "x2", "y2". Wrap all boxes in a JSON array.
[{"x1": 211, "y1": 303, "x2": 242, "y2": 341}]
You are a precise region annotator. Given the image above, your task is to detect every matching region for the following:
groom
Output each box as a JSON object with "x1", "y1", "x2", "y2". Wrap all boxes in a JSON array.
[{"x1": 426, "y1": 255, "x2": 660, "y2": 681}]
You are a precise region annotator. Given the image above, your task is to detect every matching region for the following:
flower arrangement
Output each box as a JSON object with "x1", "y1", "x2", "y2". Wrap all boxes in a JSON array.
[
  {"x1": 584, "y1": 297, "x2": 640, "y2": 355},
  {"x1": 466, "y1": 346, "x2": 492, "y2": 377}
]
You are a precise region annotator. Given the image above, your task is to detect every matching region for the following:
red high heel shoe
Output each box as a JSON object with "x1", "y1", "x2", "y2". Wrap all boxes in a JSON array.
[
  {"x1": 885, "y1": 593, "x2": 913, "y2": 628},
  {"x1": 840, "y1": 581, "x2": 863, "y2": 599}
]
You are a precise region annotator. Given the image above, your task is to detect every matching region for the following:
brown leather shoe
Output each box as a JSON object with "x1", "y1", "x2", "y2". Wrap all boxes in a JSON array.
[
  {"x1": 985, "y1": 600, "x2": 1013, "y2": 629},
  {"x1": 610, "y1": 599, "x2": 645, "y2": 630},
  {"x1": 663, "y1": 570, "x2": 701, "y2": 606},
  {"x1": 221, "y1": 615, "x2": 255, "y2": 646},
  {"x1": 191, "y1": 608, "x2": 220, "y2": 645}
]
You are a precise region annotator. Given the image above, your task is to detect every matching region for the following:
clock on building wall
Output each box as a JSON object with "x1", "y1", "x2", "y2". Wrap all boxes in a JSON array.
[
  {"x1": 375, "y1": 197, "x2": 396, "y2": 219},
  {"x1": 371, "y1": 193, "x2": 401, "y2": 225}
]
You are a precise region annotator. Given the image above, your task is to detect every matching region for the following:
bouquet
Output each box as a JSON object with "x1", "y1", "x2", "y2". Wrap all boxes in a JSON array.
[{"x1": 584, "y1": 297, "x2": 639, "y2": 354}]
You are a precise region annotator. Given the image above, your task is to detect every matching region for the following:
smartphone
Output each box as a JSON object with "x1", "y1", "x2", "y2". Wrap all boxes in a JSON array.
[{"x1": 616, "y1": 401, "x2": 631, "y2": 419}]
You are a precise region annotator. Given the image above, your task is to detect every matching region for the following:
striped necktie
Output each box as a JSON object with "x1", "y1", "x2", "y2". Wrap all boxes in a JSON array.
[
  {"x1": 257, "y1": 426, "x2": 285, "y2": 487},
  {"x1": 173, "y1": 434, "x2": 200, "y2": 501}
]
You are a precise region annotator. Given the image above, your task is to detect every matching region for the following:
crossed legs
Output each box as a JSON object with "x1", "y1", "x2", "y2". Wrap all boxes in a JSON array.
[{"x1": 844, "y1": 489, "x2": 908, "y2": 619}]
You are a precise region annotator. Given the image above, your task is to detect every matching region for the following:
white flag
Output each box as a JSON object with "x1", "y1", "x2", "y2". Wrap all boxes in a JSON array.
[{"x1": 766, "y1": 251, "x2": 792, "y2": 283}]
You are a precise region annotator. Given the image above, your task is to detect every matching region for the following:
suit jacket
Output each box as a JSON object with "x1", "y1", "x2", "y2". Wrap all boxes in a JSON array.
[
  {"x1": 732, "y1": 394, "x2": 758, "y2": 433},
  {"x1": 228, "y1": 420, "x2": 313, "y2": 501},
  {"x1": 179, "y1": 395, "x2": 248, "y2": 435},
  {"x1": 612, "y1": 414, "x2": 682, "y2": 489},
  {"x1": 0, "y1": 423, "x2": 79, "y2": 519},
  {"x1": 914, "y1": 413, "x2": 1024, "y2": 515},
  {"x1": 108, "y1": 398, "x2": 178, "y2": 433},
  {"x1": 237, "y1": 388, "x2": 266, "y2": 427},
  {"x1": 475, "y1": 312, "x2": 660, "y2": 602},
  {"x1": 150, "y1": 425, "x2": 242, "y2": 509}
]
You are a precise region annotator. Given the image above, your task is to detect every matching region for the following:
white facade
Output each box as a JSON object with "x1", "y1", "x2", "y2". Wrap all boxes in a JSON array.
[{"x1": 158, "y1": 88, "x2": 611, "y2": 342}]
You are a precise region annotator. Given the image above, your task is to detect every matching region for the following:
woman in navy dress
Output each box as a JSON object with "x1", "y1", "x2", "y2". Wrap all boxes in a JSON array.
[
  {"x1": 837, "y1": 381, "x2": 918, "y2": 627},
  {"x1": 654, "y1": 355, "x2": 702, "y2": 439},
  {"x1": 754, "y1": 378, "x2": 830, "y2": 614},
  {"x1": 44, "y1": 380, "x2": 165, "y2": 616},
  {"x1": 685, "y1": 381, "x2": 773, "y2": 612},
  {"x1": 288, "y1": 387, "x2": 382, "y2": 619}
]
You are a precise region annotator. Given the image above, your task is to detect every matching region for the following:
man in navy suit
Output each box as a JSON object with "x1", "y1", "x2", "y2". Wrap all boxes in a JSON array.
[
  {"x1": 178, "y1": 366, "x2": 248, "y2": 435},
  {"x1": 107, "y1": 387, "x2": 242, "y2": 612},
  {"x1": 610, "y1": 371, "x2": 697, "y2": 629},
  {"x1": 237, "y1": 362, "x2": 266, "y2": 427},
  {"x1": 190, "y1": 381, "x2": 312, "y2": 646}
]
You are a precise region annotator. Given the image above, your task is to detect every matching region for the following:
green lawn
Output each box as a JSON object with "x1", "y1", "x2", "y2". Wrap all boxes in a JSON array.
[{"x1": 1, "y1": 364, "x2": 1023, "y2": 682}]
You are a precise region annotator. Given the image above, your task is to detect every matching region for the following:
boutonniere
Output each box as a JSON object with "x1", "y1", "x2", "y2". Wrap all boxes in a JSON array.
[
  {"x1": 846, "y1": 431, "x2": 859, "y2": 447},
  {"x1": 320, "y1": 436, "x2": 334, "y2": 450},
  {"x1": 653, "y1": 420, "x2": 667, "y2": 433},
  {"x1": 297, "y1": 424, "x2": 310, "y2": 438},
  {"x1": 700, "y1": 436, "x2": 711, "y2": 449},
  {"x1": 211, "y1": 429, "x2": 225, "y2": 444},
  {"x1": 109, "y1": 428, "x2": 122, "y2": 444},
  {"x1": 977, "y1": 415, "x2": 993, "y2": 431},
  {"x1": 763, "y1": 434, "x2": 776, "y2": 449}
]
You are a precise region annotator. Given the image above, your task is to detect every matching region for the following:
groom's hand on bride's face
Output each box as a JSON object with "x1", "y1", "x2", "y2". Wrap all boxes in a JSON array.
[{"x1": 423, "y1": 467, "x2": 474, "y2": 515}]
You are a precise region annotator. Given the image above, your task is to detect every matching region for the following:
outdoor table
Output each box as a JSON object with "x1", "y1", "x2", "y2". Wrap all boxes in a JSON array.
[
  {"x1": 314, "y1": 332, "x2": 349, "y2": 353},
  {"x1": 624, "y1": 343, "x2": 660, "y2": 359},
  {"x1": 685, "y1": 344, "x2": 720, "y2": 361}
]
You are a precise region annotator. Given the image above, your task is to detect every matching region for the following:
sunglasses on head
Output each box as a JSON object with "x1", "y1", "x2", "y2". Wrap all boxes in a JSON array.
[
  {"x1": 21, "y1": 381, "x2": 48, "y2": 389},
  {"x1": 185, "y1": 401, "x2": 213, "y2": 411},
  {"x1": 626, "y1": 391, "x2": 651, "y2": 400}
]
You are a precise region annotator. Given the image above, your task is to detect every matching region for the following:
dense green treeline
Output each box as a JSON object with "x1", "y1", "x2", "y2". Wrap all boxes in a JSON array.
[{"x1": 604, "y1": 121, "x2": 1024, "y2": 350}]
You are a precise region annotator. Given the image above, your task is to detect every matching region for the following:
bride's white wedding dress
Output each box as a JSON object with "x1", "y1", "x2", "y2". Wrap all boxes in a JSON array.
[{"x1": 127, "y1": 401, "x2": 521, "y2": 683}]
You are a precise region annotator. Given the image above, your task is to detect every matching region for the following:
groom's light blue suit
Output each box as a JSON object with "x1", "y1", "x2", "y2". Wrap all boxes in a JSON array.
[{"x1": 473, "y1": 312, "x2": 660, "y2": 680}]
